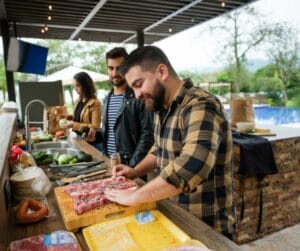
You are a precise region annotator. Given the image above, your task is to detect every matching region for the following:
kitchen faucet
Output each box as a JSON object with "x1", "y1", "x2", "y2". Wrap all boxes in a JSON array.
[{"x1": 25, "y1": 99, "x2": 48, "y2": 151}]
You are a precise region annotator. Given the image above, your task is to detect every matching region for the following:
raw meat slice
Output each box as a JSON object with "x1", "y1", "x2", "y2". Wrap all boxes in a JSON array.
[
  {"x1": 9, "y1": 230, "x2": 80, "y2": 251},
  {"x1": 64, "y1": 176, "x2": 138, "y2": 215},
  {"x1": 74, "y1": 196, "x2": 110, "y2": 215}
]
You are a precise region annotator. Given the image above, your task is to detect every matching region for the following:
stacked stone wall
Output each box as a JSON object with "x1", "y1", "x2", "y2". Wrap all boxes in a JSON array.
[{"x1": 233, "y1": 138, "x2": 300, "y2": 244}]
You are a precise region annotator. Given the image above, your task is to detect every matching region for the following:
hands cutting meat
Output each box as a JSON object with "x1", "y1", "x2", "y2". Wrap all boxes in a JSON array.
[{"x1": 64, "y1": 176, "x2": 137, "y2": 214}]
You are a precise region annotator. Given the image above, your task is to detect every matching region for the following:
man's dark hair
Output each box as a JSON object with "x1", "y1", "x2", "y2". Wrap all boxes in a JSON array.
[
  {"x1": 105, "y1": 47, "x2": 128, "y2": 60},
  {"x1": 119, "y1": 46, "x2": 177, "y2": 77}
]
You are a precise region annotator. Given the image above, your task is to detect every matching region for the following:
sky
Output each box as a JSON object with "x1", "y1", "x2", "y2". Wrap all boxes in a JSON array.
[
  {"x1": 154, "y1": 0, "x2": 300, "y2": 72},
  {"x1": 0, "y1": 0, "x2": 299, "y2": 74}
]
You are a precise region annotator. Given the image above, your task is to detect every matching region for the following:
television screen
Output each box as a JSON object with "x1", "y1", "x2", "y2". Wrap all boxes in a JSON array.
[{"x1": 7, "y1": 38, "x2": 48, "y2": 75}]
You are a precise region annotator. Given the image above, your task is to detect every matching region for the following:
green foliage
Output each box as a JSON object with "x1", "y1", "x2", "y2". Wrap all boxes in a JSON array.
[
  {"x1": 220, "y1": 65, "x2": 252, "y2": 92},
  {"x1": 211, "y1": 6, "x2": 276, "y2": 93},
  {"x1": 266, "y1": 23, "x2": 299, "y2": 102},
  {"x1": 286, "y1": 87, "x2": 300, "y2": 107},
  {"x1": 252, "y1": 64, "x2": 282, "y2": 93},
  {"x1": 0, "y1": 57, "x2": 7, "y2": 101},
  {"x1": 95, "y1": 80, "x2": 113, "y2": 91},
  {"x1": 84, "y1": 45, "x2": 108, "y2": 74},
  {"x1": 216, "y1": 70, "x2": 231, "y2": 83},
  {"x1": 36, "y1": 40, "x2": 108, "y2": 75},
  {"x1": 178, "y1": 70, "x2": 204, "y2": 86},
  {"x1": 266, "y1": 91, "x2": 285, "y2": 106}
]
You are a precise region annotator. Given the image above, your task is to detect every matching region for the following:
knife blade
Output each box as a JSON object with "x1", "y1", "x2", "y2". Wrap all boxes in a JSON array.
[
  {"x1": 64, "y1": 163, "x2": 108, "y2": 177},
  {"x1": 60, "y1": 169, "x2": 108, "y2": 184}
]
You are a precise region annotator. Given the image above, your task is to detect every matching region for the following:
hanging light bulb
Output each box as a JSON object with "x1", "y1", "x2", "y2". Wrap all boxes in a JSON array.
[
  {"x1": 45, "y1": 25, "x2": 48, "y2": 31},
  {"x1": 221, "y1": 1, "x2": 226, "y2": 7},
  {"x1": 41, "y1": 28, "x2": 45, "y2": 34},
  {"x1": 48, "y1": 5, "x2": 52, "y2": 10},
  {"x1": 48, "y1": 16, "x2": 52, "y2": 21},
  {"x1": 168, "y1": 28, "x2": 172, "y2": 32}
]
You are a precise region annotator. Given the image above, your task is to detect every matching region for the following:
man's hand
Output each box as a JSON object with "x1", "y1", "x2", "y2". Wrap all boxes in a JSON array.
[
  {"x1": 82, "y1": 128, "x2": 96, "y2": 142},
  {"x1": 104, "y1": 188, "x2": 138, "y2": 206},
  {"x1": 112, "y1": 164, "x2": 138, "y2": 179}
]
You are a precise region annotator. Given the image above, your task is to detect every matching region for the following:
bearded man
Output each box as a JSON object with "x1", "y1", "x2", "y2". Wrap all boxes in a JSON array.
[{"x1": 105, "y1": 46, "x2": 236, "y2": 239}]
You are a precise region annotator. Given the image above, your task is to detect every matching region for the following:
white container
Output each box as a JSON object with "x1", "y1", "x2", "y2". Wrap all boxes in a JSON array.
[
  {"x1": 236, "y1": 122, "x2": 255, "y2": 132},
  {"x1": 2, "y1": 101, "x2": 18, "y2": 113}
]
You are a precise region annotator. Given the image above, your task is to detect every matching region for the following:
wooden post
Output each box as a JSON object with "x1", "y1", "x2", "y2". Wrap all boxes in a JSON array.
[
  {"x1": 1, "y1": 19, "x2": 16, "y2": 101},
  {"x1": 136, "y1": 30, "x2": 144, "y2": 48}
]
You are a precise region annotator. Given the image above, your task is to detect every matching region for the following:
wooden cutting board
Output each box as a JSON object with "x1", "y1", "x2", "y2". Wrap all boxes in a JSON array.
[
  {"x1": 54, "y1": 186, "x2": 156, "y2": 231},
  {"x1": 234, "y1": 127, "x2": 276, "y2": 136}
]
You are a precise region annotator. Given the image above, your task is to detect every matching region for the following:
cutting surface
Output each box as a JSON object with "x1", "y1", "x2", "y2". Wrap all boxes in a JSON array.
[
  {"x1": 54, "y1": 186, "x2": 155, "y2": 231},
  {"x1": 83, "y1": 210, "x2": 207, "y2": 251}
]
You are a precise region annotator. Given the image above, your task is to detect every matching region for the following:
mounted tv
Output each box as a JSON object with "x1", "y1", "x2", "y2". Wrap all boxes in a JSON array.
[{"x1": 7, "y1": 38, "x2": 48, "y2": 75}]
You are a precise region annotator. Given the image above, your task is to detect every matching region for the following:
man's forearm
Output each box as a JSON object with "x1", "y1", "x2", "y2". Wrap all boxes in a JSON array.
[
  {"x1": 134, "y1": 176, "x2": 180, "y2": 203},
  {"x1": 133, "y1": 153, "x2": 157, "y2": 177}
]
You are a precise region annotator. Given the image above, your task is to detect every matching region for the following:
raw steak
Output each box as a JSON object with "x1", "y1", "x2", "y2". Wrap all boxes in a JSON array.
[
  {"x1": 9, "y1": 230, "x2": 80, "y2": 251},
  {"x1": 64, "y1": 176, "x2": 137, "y2": 215}
]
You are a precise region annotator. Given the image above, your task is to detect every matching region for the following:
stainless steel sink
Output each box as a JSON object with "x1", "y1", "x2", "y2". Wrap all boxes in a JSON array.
[
  {"x1": 31, "y1": 140, "x2": 76, "y2": 150},
  {"x1": 31, "y1": 148, "x2": 80, "y2": 156}
]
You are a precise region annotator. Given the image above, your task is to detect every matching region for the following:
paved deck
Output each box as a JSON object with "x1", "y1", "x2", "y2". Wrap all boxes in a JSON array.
[{"x1": 240, "y1": 224, "x2": 300, "y2": 251}]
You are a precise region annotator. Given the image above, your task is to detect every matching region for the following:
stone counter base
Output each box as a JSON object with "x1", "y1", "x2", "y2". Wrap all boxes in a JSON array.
[{"x1": 232, "y1": 138, "x2": 300, "y2": 244}]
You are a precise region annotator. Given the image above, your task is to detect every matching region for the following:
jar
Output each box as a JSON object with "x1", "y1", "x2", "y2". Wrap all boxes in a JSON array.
[{"x1": 110, "y1": 152, "x2": 121, "y2": 167}]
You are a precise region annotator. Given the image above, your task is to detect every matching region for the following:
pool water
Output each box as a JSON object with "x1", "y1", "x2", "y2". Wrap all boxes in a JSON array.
[{"x1": 226, "y1": 106, "x2": 300, "y2": 125}]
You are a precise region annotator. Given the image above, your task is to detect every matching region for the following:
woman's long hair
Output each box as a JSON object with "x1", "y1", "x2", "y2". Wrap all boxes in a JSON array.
[{"x1": 73, "y1": 71, "x2": 97, "y2": 100}]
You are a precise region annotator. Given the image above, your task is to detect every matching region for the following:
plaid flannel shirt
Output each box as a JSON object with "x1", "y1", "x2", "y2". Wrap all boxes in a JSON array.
[{"x1": 151, "y1": 80, "x2": 235, "y2": 234}]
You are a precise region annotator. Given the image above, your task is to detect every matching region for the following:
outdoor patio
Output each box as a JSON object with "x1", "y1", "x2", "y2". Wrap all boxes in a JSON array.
[{"x1": 241, "y1": 223, "x2": 300, "y2": 251}]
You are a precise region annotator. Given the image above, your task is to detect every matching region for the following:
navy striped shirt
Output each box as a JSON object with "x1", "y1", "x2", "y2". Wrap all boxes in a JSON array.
[{"x1": 107, "y1": 93, "x2": 124, "y2": 156}]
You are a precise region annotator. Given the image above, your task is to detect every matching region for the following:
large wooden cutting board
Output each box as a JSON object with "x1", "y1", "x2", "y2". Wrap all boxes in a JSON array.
[{"x1": 54, "y1": 186, "x2": 156, "y2": 231}]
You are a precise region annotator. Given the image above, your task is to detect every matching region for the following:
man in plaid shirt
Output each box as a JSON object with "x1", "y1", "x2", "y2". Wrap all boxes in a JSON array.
[{"x1": 105, "y1": 46, "x2": 236, "y2": 238}]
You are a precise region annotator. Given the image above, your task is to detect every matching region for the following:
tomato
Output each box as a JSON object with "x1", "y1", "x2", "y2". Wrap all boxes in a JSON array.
[{"x1": 55, "y1": 130, "x2": 65, "y2": 138}]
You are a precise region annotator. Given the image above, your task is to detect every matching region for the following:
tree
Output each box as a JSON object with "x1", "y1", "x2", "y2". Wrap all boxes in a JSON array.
[
  {"x1": 39, "y1": 40, "x2": 109, "y2": 76},
  {"x1": 0, "y1": 57, "x2": 7, "y2": 102},
  {"x1": 84, "y1": 45, "x2": 108, "y2": 74},
  {"x1": 267, "y1": 24, "x2": 299, "y2": 103},
  {"x1": 212, "y1": 6, "x2": 274, "y2": 93},
  {"x1": 252, "y1": 64, "x2": 282, "y2": 92},
  {"x1": 36, "y1": 40, "x2": 109, "y2": 107},
  {"x1": 178, "y1": 70, "x2": 204, "y2": 86}
]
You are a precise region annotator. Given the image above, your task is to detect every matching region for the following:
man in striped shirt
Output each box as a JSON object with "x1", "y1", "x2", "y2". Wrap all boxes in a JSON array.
[
  {"x1": 105, "y1": 46, "x2": 236, "y2": 238},
  {"x1": 86, "y1": 47, "x2": 153, "y2": 167}
]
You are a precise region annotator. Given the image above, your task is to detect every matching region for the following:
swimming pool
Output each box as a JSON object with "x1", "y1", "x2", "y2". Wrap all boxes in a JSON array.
[{"x1": 226, "y1": 106, "x2": 300, "y2": 125}]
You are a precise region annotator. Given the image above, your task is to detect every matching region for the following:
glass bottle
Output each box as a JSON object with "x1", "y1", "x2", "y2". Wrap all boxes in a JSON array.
[{"x1": 110, "y1": 152, "x2": 121, "y2": 167}]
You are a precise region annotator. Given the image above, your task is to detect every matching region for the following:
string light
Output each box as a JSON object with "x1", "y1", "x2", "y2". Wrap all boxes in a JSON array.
[
  {"x1": 48, "y1": 16, "x2": 52, "y2": 21},
  {"x1": 49, "y1": 5, "x2": 52, "y2": 10},
  {"x1": 45, "y1": 25, "x2": 48, "y2": 31},
  {"x1": 168, "y1": 28, "x2": 172, "y2": 32},
  {"x1": 41, "y1": 28, "x2": 45, "y2": 33},
  {"x1": 221, "y1": 1, "x2": 226, "y2": 7}
]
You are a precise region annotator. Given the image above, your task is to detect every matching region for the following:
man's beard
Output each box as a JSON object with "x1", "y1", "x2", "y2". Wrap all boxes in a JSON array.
[
  {"x1": 144, "y1": 79, "x2": 165, "y2": 112},
  {"x1": 111, "y1": 76, "x2": 126, "y2": 87}
]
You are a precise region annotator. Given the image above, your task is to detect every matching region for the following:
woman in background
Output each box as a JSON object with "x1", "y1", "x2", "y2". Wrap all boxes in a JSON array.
[{"x1": 59, "y1": 71, "x2": 101, "y2": 133}]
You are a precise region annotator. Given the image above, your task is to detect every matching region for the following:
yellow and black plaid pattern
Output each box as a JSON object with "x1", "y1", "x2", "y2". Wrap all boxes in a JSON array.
[{"x1": 151, "y1": 80, "x2": 235, "y2": 234}]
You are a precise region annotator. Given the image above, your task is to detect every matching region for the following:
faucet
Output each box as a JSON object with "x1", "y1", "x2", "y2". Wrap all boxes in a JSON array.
[{"x1": 25, "y1": 99, "x2": 48, "y2": 151}]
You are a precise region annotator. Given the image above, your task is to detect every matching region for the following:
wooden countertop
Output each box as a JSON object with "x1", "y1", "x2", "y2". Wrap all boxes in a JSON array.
[
  {"x1": 1, "y1": 115, "x2": 241, "y2": 250},
  {"x1": 256, "y1": 124, "x2": 300, "y2": 141}
]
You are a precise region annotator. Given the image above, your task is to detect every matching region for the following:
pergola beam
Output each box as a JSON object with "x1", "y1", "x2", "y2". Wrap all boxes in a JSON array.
[
  {"x1": 122, "y1": 0, "x2": 204, "y2": 43},
  {"x1": 68, "y1": 0, "x2": 108, "y2": 40}
]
